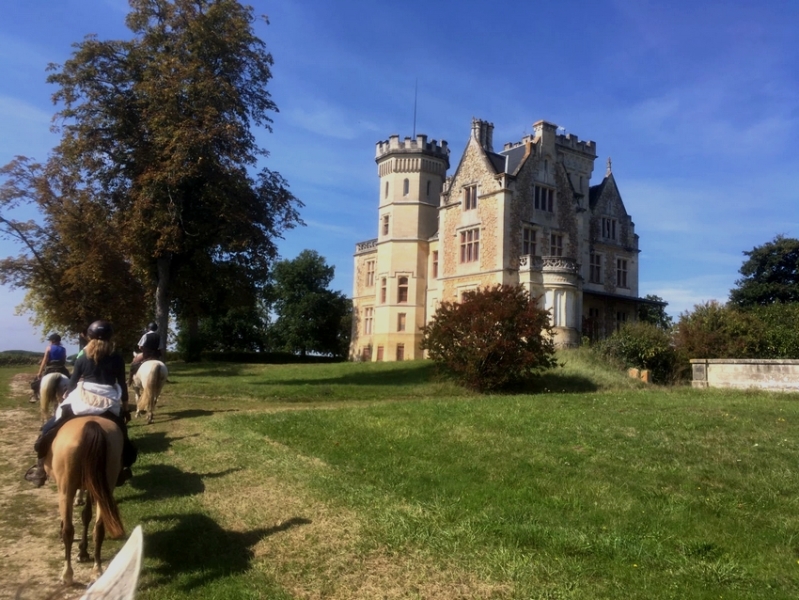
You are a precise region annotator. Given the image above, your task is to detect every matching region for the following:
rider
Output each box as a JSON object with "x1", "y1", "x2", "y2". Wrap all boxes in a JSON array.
[
  {"x1": 36, "y1": 333, "x2": 70, "y2": 379},
  {"x1": 25, "y1": 320, "x2": 137, "y2": 487},
  {"x1": 128, "y1": 321, "x2": 162, "y2": 386}
]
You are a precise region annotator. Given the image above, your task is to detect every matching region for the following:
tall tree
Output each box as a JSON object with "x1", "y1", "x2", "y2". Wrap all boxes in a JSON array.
[
  {"x1": 1, "y1": 0, "x2": 303, "y2": 346},
  {"x1": 637, "y1": 294, "x2": 673, "y2": 330},
  {"x1": 268, "y1": 250, "x2": 351, "y2": 358},
  {"x1": 729, "y1": 235, "x2": 799, "y2": 307}
]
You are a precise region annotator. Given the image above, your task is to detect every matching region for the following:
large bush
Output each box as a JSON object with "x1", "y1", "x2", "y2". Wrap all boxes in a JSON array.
[
  {"x1": 421, "y1": 285, "x2": 557, "y2": 392},
  {"x1": 594, "y1": 321, "x2": 678, "y2": 384},
  {"x1": 747, "y1": 303, "x2": 799, "y2": 358},
  {"x1": 674, "y1": 301, "x2": 768, "y2": 359}
]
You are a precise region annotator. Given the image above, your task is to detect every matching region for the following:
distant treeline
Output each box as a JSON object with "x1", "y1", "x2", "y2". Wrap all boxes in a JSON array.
[{"x1": 0, "y1": 351, "x2": 41, "y2": 367}]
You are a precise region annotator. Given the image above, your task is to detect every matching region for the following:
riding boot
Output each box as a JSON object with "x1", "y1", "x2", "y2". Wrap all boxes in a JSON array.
[{"x1": 24, "y1": 457, "x2": 47, "y2": 487}]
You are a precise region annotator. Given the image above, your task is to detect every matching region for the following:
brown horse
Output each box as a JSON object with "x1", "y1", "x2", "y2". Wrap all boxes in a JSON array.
[{"x1": 45, "y1": 416, "x2": 125, "y2": 585}]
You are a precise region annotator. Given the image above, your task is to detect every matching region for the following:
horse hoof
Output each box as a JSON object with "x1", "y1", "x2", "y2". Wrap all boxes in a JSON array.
[
  {"x1": 78, "y1": 552, "x2": 91, "y2": 563},
  {"x1": 60, "y1": 568, "x2": 73, "y2": 586}
]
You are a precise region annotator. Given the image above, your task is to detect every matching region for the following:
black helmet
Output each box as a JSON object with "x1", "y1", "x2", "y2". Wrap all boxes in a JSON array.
[
  {"x1": 87, "y1": 320, "x2": 113, "y2": 341},
  {"x1": 47, "y1": 333, "x2": 61, "y2": 343},
  {"x1": 147, "y1": 322, "x2": 158, "y2": 332}
]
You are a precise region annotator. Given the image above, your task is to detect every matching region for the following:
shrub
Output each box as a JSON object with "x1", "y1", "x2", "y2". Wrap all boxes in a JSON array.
[
  {"x1": 749, "y1": 303, "x2": 799, "y2": 358},
  {"x1": 421, "y1": 285, "x2": 557, "y2": 392},
  {"x1": 594, "y1": 322, "x2": 678, "y2": 384},
  {"x1": 674, "y1": 301, "x2": 768, "y2": 359}
]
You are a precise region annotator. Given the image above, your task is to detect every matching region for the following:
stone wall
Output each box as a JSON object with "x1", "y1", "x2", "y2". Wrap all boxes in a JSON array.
[{"x1": 691, "y1": 359, "x2": 799, "y2": 392}]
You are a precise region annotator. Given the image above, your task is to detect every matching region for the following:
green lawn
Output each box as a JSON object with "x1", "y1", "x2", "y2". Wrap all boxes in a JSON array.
[{"x1": 2, "y1": 354, "x2": 799, "y2": 599}]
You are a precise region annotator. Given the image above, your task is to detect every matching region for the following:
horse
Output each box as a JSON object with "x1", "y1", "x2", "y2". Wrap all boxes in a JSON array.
[
  {"x1": 39, "y1": 373, "x2": 70, "y2": 421},
  {"x1": 45, "y1": 416, "x2": 125, "y2": 585},
  {"x1": 133, "y1": 360, "x2": 168, "y2": 424}
]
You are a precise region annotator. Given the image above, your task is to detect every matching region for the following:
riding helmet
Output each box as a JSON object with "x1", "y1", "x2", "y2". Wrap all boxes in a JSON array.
[
  {"x1": 87, "y1": 320, "x2": 113, "y2": 340},
  {"x1": 147, "y1": 321, "x2": 158, "y2": 332},
  {"x1": 47, "y1": 333, "x2": 61, "y2": 343}
]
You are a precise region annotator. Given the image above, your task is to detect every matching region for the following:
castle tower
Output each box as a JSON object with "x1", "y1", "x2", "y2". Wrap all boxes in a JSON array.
[{"x1": 355, "y1": 134, "x2": 449, "y2": 361}]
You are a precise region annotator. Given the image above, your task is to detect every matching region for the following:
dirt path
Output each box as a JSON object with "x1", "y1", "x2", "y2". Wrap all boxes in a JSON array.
[{"x1": 0, "y1": 375, "x2": 88, "y2": 599}]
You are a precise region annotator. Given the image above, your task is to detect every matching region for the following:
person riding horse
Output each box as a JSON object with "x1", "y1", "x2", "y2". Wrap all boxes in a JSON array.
[
  {"x1": 30, "y1": 333, "x2": 71, "y2": 400},
  {"x1": 128, "y1": 322, "x2": 162, "y2": 386},
  {"x1": 25, "y1": 319, "x2": 137, "y2": 487}
]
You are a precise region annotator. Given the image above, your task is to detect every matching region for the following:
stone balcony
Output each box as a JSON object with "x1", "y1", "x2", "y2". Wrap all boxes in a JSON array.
[
  {"x1": 355, "y1": 238, "x2": 378, "y2": 255},
  {"x1": 518, "y1": 255, "x2": 579, "y2": 274}
]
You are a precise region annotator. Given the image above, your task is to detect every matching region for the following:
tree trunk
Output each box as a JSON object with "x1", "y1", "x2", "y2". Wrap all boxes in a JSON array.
[{"x1": 155, "y1": 254, "x2": 171, "y2": 351}]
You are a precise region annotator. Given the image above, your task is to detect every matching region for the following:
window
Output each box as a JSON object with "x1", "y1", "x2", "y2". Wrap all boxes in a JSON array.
[
  {"x1": 460, "y1": 228, "x2": 480, "y2": 263},
  {"x1": 602, "y1": 217, "x2": 617, "y2": 240},
  {"x1": 384, "y1": 181, "x2": 389, "y2": 199},
  {"x1": 377, "y1": 346, "x2": 384, "y2": 361},
  {"x1": 365, "y1": 260, "x2": 375, "y2": 287},
  {"x1": 616, "y1": 311, "x2": 627, "y2": 330},
  {"x1": 432, "y1": 251, "x2": 439, "y2": 278},
  {"x1": 382, "y1": 214, "x2": 390, "y2": 236},
  {"x1": 397, "y1": 277, "x2": 409, "y2": 303},
  {"x1": 589, "y1": 307, "x2": 600, "y2": 319},
  {"x1": 403, "y1": 178, "x2": 409, "y2": 196},
  {"x1": 534, "y1": 185, "x2": 554, "y2": 212},
  {"x1": 396, "y1": 344, "x2": 405, "y2": 361},
  {"x1": 380, "y1": 278, "x2": 387, "y2": 303},
  {"x1": 550, "y1": 234, "x2": 563, "y2": 256},
  {"x1": 522, "y1": 227, "x2": 536, "y2": 256},
  {"x1": 617, "y1": 258, "x2": 628, "y2": 288},
  {"x1": 397, "y1": 313, "x2": 406, "y2": 332},
  {"x1": 589, "y1": 253, "x2": 602, "y2": 284},
  {"x1": 463, "y1": 185, "x2": 477, "y2": 210},
  {"x1": 426, "y1": 180, "x2": 431, "y2": 198},
  {"x1": 363, "y1": 307, "x2": 374, "y2": 335},
  {"x1": 361, "y1": 346, "x2": 371, "y2": 361}
]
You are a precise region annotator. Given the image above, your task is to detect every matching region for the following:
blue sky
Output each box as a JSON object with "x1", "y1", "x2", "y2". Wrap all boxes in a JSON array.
[{"x1": 1, "y1": 0, "x2": 797, "y2": 353}]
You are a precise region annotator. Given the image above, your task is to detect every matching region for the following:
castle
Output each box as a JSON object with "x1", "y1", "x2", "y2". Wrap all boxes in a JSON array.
[{"x1": 350, "y1": 118, "x2": 656, "y2": 361}]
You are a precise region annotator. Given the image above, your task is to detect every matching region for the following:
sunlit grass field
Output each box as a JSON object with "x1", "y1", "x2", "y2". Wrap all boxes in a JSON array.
[{"x1": 2, "y1": 350, "x2": 799, "y2": 599}]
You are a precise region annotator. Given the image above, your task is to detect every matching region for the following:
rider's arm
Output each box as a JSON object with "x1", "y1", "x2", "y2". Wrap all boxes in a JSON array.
[
  {"x1": 67, "y1": 355, "x2": 86, "y2": 393},
  {"x1": 36, "y1": 346, "x2": 51, "y2": 378}
]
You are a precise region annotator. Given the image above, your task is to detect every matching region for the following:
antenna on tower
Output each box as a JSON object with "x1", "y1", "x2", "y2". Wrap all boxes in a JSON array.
[{"x1": 412, "y1": 78, "x2": 418, "y2": 138}]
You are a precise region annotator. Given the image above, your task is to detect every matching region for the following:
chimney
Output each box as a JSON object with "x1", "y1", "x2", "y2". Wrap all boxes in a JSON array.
[{"x1": 471, "y1": 118, "x2": 494, "y2": 152}]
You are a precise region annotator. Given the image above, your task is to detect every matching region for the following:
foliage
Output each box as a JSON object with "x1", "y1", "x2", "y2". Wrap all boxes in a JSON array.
[
  {"x1": 747, "y1": 302, "x2": 799, "y2": 358},
  {"x1": 0, "y1": 0, "x2": 302, "y2": 344},
  {"x1": 267, "y1": 250, "x2": 352, "y2": 358},
  {"x1": 729, "y1": 234, "x2": 799, "y2": 307},
  {"x1": 421, "y1": 285, "x2": 557, "y2": 392},
  {"x1": 593, "y1": 321, "x2": 678, "y2": 383},
  {"x1": 636, "y1": 294, "x2": 673, "y2": 330},
  {"x1": 673, "y1": 301, "x2": 768, "y2": 359}
]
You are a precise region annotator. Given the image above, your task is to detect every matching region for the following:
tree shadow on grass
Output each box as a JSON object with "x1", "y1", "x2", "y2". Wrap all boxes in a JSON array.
[
  {"x1": 161, "y1": 408, "x2": 237, "y2": 421},
  {"x1": 140, "y1": 512, "x2": 312, "y2": 592},
  {"x1": 120, "y1": 464, "x2": 240, "y2": 502},
  {"x1": 130, "y1": 430, "x2": 186, "y2": 455},
  {"x1": 521, "y1": 371, "x2": 599, "y2": 394}
]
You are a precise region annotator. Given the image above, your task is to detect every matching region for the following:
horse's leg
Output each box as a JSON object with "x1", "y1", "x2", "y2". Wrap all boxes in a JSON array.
[
  {"x1": 58, "y1": 493, "x2": 75, "y2": 585},
  {"x1": 78, "y1": 494, "x2": 92, "y2": 562},
  {"x1": 90, "y1": 513, "x2": 106, "y2": 581},
  {"x1": 75, "y1": 488, "x2": 86, "y2": 506}
]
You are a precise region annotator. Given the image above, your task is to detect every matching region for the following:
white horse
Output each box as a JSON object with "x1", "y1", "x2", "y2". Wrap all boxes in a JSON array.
[
  {"x1": 38, "y1": 373, "x2": 70, "y2": 422},
  {"x1": 133, "y1": 360, "x2": 168, "y2": 424}
]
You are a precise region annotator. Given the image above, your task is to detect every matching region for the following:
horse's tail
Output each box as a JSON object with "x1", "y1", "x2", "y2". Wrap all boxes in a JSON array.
[
  {"x1": 139, "y1": 363, "x2": 168, "y2": 413},
  {"x1": 79, "y1": 421, "x2": 125, "y2": 539}
]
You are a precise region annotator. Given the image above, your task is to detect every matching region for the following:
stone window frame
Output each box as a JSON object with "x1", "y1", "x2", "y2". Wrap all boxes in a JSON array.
[
  {"x1": 397, "y1": 312, "x2": 406, "y2": 332},
  {"x1": 382, "y1": 214, "x2": 390, "y2": 236},
  {"x1": 397, "y1": 276, "x2": 409, "y2": 303},
  {"x1": 589, "y1": 252, "x2": 602, "y2": 284},
  {"x1": 549, "y1": 233, "x2": 564, "y2": 257},
  {"x1": 396, "y1": 343, "x2": 405, "y2": 361},
  {"x1": 602, "y1": 217, "x2": 617, "y2": 240},
  {"x1": 534, "y1": 184, "x2": 554, "y2": 212},
  {"x1": 616, "y1": 258, "x2": 628, "y2": 288},
  {"x1": 384, "y1": 181, "x2": 389, "y2": 199},
  {"x1": 463, "y1": 184, "x2": 478, "y2": 211},
  {"x1": 522, "y1": 225, "x2": 537, "y2": 256},
  {"x1": 380, "y1": 278, "x2": 387, "y2": 303},
  {"x1": 403, "y1": 178, "x2": 410, "y2": 196},
  {"x1": 365, "y1": 260, "x2": 375, "y2": 287},
  {"x1": 459, "y1": 227, "x2": 480, "y2": 263},
  {"x1": 363, "y1": 306, "x2": 374, "y2": 335},
  {"x1": 432, "y1": 251, "x2": 439, "y2": 278}
]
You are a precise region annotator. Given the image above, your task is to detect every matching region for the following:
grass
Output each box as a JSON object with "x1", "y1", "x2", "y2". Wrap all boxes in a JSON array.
[{"x1": 2, "y1": 352, "x2": 799, "y2": 599}]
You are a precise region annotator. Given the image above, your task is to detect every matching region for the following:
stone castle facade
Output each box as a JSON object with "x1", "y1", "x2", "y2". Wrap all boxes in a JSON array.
[{"x1": 350, "y1": 118, "x2": 654, "y2": 361}]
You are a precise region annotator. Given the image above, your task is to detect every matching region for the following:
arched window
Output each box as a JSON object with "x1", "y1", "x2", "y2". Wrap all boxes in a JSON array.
[
  {"x1": 397, "y1": 277, "x2": 409, "y2": 303},
  {"x1": 384, "y1": 181, "x2": 389, "y2": 198},
  {"x1": 403, "y1": 178, "x2": 409, "y2": 196}
]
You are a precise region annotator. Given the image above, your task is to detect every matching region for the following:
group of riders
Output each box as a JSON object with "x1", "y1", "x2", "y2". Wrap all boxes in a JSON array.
[{"x1": 24, "y1": 321, "x2": 163, "y2": 488}]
